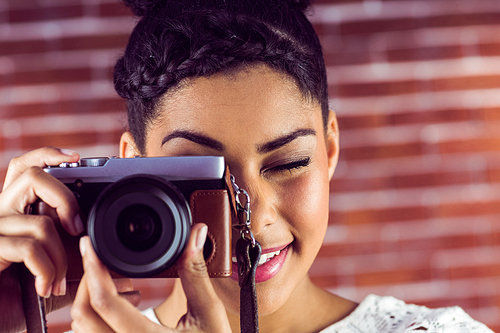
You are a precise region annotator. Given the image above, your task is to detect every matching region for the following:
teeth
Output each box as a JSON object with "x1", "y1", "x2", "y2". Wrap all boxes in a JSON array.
[
  {"x1": 232, "y1": 249, "x2": 282, "y2": 266},
  {"x1": 258, "y1": 250, "x2": 281, "y2": 266}
]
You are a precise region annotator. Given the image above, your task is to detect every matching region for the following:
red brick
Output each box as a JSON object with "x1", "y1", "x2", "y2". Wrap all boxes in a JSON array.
[
  {"x1": 317, "y1": 233, "x2": 491, "y2": 259},
  {"x1": 20, "y1": 130, "x2": 123, "y2": 151},
  {"x1": 329, "y1": 170, "x2": 480, "y2": 193},
  {"x1": 0, "y1": 40, "x2": 46, "y2": 56},
  {"x1": 324, "y1": 51, "x2": 371, "y2": 66},
  {"x1": 313, "y1": 0, "x2": 361, "y2": 4},
  {"x1": 415, "y1": 294, "x2": 497, "y2": 310},
  {"x1": 390, "y1": 108, "x2": 482, "y2": 125},
  {"x1": 338, "y1": 80, "x2": 419, "y2": 98},
  {"x1": 433, "y1": 75, "x2": 500, "y2": 91},
  {"x1": 0, "y1": 35, "x2": 130, "y2": 57},
  {"x1": 429, "y1": 12, "x2": 500, "y2": 29},
  {"x1": 439, "y1": 201, "x2": 500, "y2": 218},
  {"x1": 449, "y1": 263, "x2": 500, "y2": 280},
  {"x1": 354, "y1": 268, "x2": 433, "y2": 286},
  {"x1": 339, "y1": 18, "x2": 426, "y2": 35},
  {"x1": 394, "y1": 171, "x2": 475, "y2": 189},
  {"x1": 337, "y1": 75, "x2": 500, "y2": 98},
  {"x1": 59, "y1": 34, "x2": 130, "y2": 52},
  {"x1": 337, "y1": 13, "x2": 500, "y2": 35},
  {"x1": 11, "y1": 67, "x2": 97, "y2": 86},
  {"x1": 488, "y1": 169, "x2": 500, "y2": 183},
  {"x1": 329, "y1": 205, "x2": 430, "y2": 225},
  {"x1": 99, "y1": 2, "x2": 133, "y2": 17},
  {"x1": 1, "y1": 98, "x2": 126, "y2": 119},
  {"x1": 7, "y1": 5, "x2": 84, "y2": 23},
  {"x1": 341, "y1": 142, "x2": 423, "y2": 161},
  {"x1": 479, "y1": 42, "x2": 500, "y2": 57},
  {"x1": 338, "y1": 108, "x2": 483, "y2": 130},
  {"x1": 482, "y1": 108, "x2": 500, "y2": 121},
  {"x1": 387, "y1": 45, "x2": 464, "y2": 63},
  {"x1": 439, "y1": 138, "x2": 500, "y2": 155},
  {"x1": 337, "y1": 113, "x2": 387, "y2": 130}
]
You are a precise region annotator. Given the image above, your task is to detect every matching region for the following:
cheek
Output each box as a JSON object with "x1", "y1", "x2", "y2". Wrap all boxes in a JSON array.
[{"x1": 282, "y1": 167, "x2": 330, "y2": 250}]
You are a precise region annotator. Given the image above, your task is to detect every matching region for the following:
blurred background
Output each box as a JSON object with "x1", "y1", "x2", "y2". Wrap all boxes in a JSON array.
[{"x1": 1, "y1": 0, "x2": 500, "y2": 331}]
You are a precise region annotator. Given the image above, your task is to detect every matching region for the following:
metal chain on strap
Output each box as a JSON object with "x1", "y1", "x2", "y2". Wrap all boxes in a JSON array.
[
  {"x1": 230, "y1": 174, "x2": 256, "y2": 247},
  {"x1": 230, "y1": 174, "x2": 261, "y2": 333}
]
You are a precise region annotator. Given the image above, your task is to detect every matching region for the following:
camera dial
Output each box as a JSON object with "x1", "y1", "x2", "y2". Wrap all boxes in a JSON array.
[{"x1": 81, "y1": 157, "x2": 109, "y2": 167}]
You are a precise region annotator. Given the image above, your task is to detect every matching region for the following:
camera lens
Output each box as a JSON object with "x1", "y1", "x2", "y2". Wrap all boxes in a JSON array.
[
  {"x1": 116, "y1": 204, "x2": 162, "y2": 252},
  {"x1": 88, "y1": 175, "x2": 191, "y2": 277}
]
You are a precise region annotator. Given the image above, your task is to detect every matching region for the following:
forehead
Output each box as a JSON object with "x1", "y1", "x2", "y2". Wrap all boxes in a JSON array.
[{"x1": 150, "y1": 65, "x2": 321, "y2": 141}]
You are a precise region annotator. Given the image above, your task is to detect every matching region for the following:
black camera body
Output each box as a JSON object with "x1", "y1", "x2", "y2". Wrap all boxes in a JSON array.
[{"x1": 38, "y1": 156, "x2": 233, "y2": 279}]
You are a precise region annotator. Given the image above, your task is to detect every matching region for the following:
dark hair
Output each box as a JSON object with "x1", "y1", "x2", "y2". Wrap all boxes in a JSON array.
[{"x1": 114, "y1": 0, "x2": 328, "y2": 154}]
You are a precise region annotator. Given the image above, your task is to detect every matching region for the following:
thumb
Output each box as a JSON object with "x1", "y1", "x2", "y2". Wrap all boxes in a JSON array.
[
  {"x1": 177, "y1": 223, "x2": 211, "y2": 299},
  {"x1": 176, "y1": 224, "x2": 231, "y2": 331}
]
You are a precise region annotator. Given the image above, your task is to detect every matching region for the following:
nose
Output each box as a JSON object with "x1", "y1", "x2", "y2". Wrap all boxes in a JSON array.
[{"x1": 232, "y1": 174, "x2": 277, "y2": 237}]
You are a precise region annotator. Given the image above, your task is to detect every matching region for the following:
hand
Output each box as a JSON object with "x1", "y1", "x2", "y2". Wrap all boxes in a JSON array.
[
  {"x1": 70, "y1": 224, "x2": 232, "y2": 333},
  {"x1": 0, "y1": 147, "x2": 83, "y2": 333}
]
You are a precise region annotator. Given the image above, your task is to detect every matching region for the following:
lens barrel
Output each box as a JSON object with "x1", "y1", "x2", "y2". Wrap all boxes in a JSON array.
[{"x1": 88, "y1": 175, "x2": 191, "y2": 277}]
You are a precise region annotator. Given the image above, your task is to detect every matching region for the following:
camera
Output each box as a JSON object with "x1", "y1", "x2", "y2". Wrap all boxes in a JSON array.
[{"x1": 34, "y1": 156, "x2": 233, "y2": 280}]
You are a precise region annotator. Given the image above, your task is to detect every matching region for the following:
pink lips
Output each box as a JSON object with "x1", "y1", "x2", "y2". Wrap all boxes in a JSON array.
[{"x1": 231, "y1": 244, "x2": 290, "y2": 283}]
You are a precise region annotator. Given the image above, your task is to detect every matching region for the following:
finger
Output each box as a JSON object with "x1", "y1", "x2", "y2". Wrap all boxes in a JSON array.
[
  {"x1": 113, "y1": 278, "x2": 134, "y2": 293},
  {"x1": 0, "y1": 215, "x2": 67, "y2": 296},
  {"x1": 0, "y1": 166, "x2": 83, "y2": 236},
  {"x1": 4, "y1": 147, "x2": 79, "y2": 191},
  {"x1": 176, "y1": 224, "x2": 230, "y2": 331},
  {"x1": 79, "y1": 236, "x2": 165, "y2": 333},
  {"x1": 112, "y1": 279, "x2": 142, "y2": 307},
  {"x1": 118, "y1": 290, "x2": 142, "y2": 308},
  {"x1": 0, "y1": 235, "x2": 56, "y2": 298},
  {"x1": 71, "y1": 274, "x2": 115, "y2": 333}
]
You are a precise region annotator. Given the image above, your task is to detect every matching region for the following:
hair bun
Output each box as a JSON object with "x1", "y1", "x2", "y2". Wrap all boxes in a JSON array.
[
  {"x1": 287, "y1": 0, "x2": 312, "y2": 12},
  {"x1": 123, "y1": 0, "x2": 161, "y2": 16},
  {"x1": 124, "y1": 0, "x2": 313, "y2": 17}
]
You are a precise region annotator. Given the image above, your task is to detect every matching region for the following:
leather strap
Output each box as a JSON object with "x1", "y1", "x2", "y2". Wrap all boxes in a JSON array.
[
  {"x1": 15, "y1": 263, "x2": 47, "y2": 333},
  {"x1": 236, "y1": 237, "x2": 261, "y2": 333}
]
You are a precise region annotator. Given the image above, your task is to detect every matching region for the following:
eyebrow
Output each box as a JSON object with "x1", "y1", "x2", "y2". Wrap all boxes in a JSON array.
[
  {"x1": 162, "y1": 130, "x2": 224, "y2": 151},
  {"x1": 161, "y1": 128, "x2": 316, "y2": 154},
  {"x1": 256, "y1": 128, "x2": 317, "y2": 154}
]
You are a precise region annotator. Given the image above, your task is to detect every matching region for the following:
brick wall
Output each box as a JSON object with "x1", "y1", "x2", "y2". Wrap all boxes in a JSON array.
[{"x1": 1, "y1": 0, "x2": 500, "y2": 331}]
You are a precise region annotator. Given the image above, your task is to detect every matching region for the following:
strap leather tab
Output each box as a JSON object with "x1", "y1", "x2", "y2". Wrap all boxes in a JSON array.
[{"x1": 236, "y1": 237, "x2": 261, "y2": 333}]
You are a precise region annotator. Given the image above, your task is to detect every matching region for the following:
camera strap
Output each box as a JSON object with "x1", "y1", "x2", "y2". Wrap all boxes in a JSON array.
[
  {"x1": 230, "y1": 175, "x2": 261, "y2": 333},
  {"x1": 15, "y1": 263, "x2": 48, "y2": 333},
  {"x1": 236, "y1": 237, "x2": 261, "y2": 333}
]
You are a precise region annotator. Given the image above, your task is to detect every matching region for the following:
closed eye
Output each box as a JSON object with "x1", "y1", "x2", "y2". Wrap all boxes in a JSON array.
[{"x1": 267, "y1": 157, "x2": 311, "y2": 174}]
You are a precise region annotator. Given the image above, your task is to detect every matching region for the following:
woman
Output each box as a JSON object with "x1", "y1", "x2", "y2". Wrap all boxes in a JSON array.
[{"x1": 0, "y1": 0, "x2": 493, "y2": 332}]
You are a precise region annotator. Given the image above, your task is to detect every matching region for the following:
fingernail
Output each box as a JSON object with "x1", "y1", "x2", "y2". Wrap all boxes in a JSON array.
[
  {"x1": 79, "y1": 237, "x2": 87, "y2": 257},
  {"x1": 74, "y1": 214, "x2": 84, "y2": 235},
  {"x1": 60, "y1": 148, "x2": 78, "y2": 156},
  {"x1": 53, "y1": 277, "x2": 66, "y2": 296},
  {"x1": 44, "y1": 285, "x2": 52, "y2": 299},
  {"x1": 196, "y1": 225, "x2": 208, "y2": 251},
  {"x1": 57, "y1": 278, "x2": 67, "y2": 296}
]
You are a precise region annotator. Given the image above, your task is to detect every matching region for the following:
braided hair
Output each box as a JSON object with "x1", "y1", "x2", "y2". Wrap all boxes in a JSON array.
[{"x1": 114, "y1": 0, "x2": 328, "y2": 153}]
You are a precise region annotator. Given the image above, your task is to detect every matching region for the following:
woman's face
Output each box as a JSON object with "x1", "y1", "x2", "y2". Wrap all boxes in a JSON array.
[{"x1": 121, "y1": 64, "x2": 339, "y2": 316}]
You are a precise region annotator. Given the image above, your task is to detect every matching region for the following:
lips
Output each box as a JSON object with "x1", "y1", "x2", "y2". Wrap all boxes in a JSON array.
[{"x1": 231, "y1": 243, "x2": 290, "y2": 283}]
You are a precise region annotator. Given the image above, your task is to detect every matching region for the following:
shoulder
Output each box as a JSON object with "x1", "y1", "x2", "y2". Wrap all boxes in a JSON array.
[{"x1": 321, "y1": 294, "x2": 493, "y2": 333}]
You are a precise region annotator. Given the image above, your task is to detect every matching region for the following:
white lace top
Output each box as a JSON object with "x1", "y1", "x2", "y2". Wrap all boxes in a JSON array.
[
  {"x1": 319, "y1": 294, "x2": 493, "y2": 332},
  {"x1": 141, "y1": 294, "x2": 493, "y2": 333}
]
